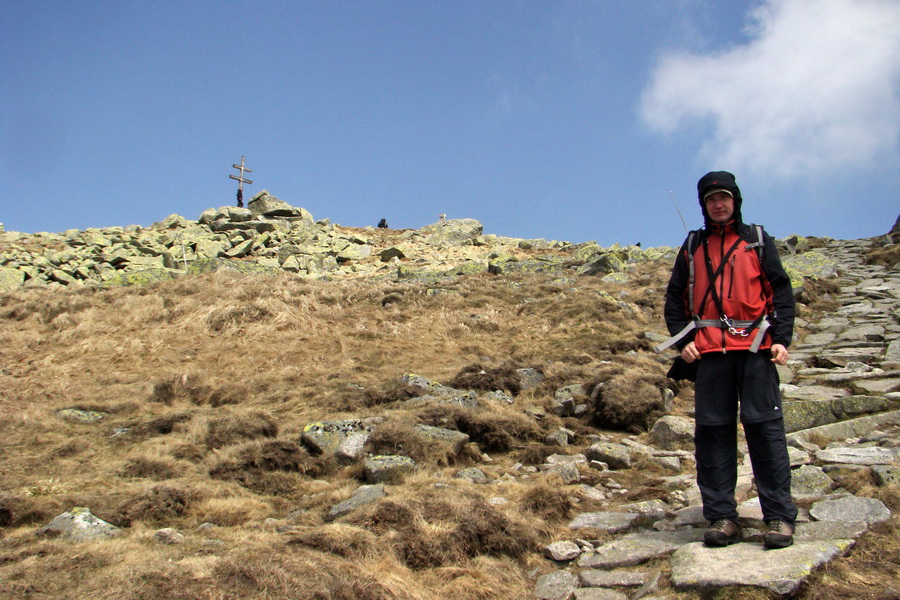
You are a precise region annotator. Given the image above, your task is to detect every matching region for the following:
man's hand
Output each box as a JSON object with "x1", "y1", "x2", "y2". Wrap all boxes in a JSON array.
[
  {"x1": 770, "y1": 343, "x2": 789, "y2": 366},
  {"x1": 681, "y1": 341, "x2": 701, "y2": 363}
]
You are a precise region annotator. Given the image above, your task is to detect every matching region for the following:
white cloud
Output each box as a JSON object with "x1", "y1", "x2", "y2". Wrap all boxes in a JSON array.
[{"x1": 640, "y1": 0, "x2": 900, "y2": 177}]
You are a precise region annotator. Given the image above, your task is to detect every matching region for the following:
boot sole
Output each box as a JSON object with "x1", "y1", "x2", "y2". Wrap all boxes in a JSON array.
[
  {"x1": 704, "y1": 534, "x2": 739, "y2": 547},
  {"x1": 764, "y1": 536, "x2": 793, "y2": 549}
]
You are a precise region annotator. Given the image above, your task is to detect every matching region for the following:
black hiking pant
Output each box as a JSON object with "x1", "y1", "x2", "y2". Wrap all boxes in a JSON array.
[{"x1": 693, "y1": 351, "x2": 798, "y2": 526}]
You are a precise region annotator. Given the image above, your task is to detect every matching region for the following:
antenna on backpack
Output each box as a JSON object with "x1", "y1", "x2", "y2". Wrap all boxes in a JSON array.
[{"x1": 669, "y1": 190, "x2": 690, "y2": 234}]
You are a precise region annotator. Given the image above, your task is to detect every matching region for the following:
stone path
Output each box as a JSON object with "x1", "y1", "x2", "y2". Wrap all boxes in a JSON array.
[{"x1": 535, "y1": 237, "x2": 900, "y2": 600}]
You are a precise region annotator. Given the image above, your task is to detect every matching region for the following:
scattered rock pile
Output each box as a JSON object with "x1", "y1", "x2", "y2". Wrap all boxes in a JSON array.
[{"x1": 0, "y1": 191, "x2": 667, "y2": 290}]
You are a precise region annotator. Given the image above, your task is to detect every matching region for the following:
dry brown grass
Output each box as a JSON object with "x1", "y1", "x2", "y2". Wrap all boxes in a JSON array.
[
  {"x1": 589, "y1": 354, "x2": 670, "y2": 432},
  {"x1": 0, "y1": 251, "x2": 894, "y2": 600},
  {"x1": 865, "y1": 241, "x2": 900, "y2": 268}
]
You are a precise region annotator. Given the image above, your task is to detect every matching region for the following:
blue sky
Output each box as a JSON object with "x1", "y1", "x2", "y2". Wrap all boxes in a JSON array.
[{"x1": 2, "y1": 0, "x2": 899, "y2": 248}]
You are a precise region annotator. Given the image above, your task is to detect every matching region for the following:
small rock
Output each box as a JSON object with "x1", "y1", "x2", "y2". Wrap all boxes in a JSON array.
[
  {"x1": 544, "y1": 541, "x2": 582, "y2": 562},
  {"x1": 153, "y1": 528, "x2": 185, "y2": 545},
  {"x1": 455, "y1": 467, "x2": 489, "y2": 484},
  {"x1": 363, "y1": 455, "x2": 416, "y2": 484}
]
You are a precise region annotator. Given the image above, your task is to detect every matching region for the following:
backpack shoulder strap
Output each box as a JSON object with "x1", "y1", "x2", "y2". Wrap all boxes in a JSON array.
[
  {"x1": 744, "y1": 223, "x2": 765, "y2": 262},
  {"x1": 685, "y1": 230, "x2": 700, "y2": 315}
]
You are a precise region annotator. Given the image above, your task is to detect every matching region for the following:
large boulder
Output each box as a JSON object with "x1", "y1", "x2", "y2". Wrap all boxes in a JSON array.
[
  {"x1": 247, "y1": 190, "x2": 314, "y2": 224},
  {"x1": 649, "y1": 415, "x2": 695, "y2": 450},
  {"x1": 301, "y1": 419, "x2": 380, "y2": 460},
  {"x1": 0, "y1": 266, "x2": 25, "y2": 291},
  {"x1": 37, "y1": 507, "x2": 122, "y2": 542},
  {"x1": 420, "y1": 219, "x2": 483, "y2": 246}
]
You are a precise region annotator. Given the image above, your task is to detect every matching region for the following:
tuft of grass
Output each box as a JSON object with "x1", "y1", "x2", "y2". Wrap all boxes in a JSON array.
[
  {"x1": 118, "y1": 485, "x2": 193, "y2": 526},
  {"x1": 418, "y1": 404, "x2": 544, "y2": 453},
  {"x1": 118, "y1": 456, "x2": 186, "y2": 480},
  {"x1": 346, "y1": 491, "x2": 540, "y2": 570},
  {"x1": 519, "y1": 483, "x2": 576, "y2": 522},
  {"x1": 208, "y1": 438, "x2": 337, "y2": 495},
  {"x1": 588, "y1": 354, "x2": 669, "y2": 433},
  {"x1": 204, "y1": 411, "x2": 279, "y2": 449}
]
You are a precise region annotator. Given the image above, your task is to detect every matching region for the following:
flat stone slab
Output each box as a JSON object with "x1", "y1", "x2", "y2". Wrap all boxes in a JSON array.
[
  {"x1": 579, "y1": 569, "x2": 651, "y2": 588},
  {"x1": 781, "y1": 385, "x2": 850, "y2": 401},
  {"x1": 568, "y1": 511, "x2": 639, "y2": 533},
  {"x1": 670, "y1": 540, "x2": 853, "y2": 596},
  {"x1": 325, "y1": 483, "x2": 386, "y2": 522},
  {"x1": 671, "y1": 505, "x2": 706, "y2": 527},
  {"x1": 578, "y1": 530, "x2": 703, "y2": 569},
  {"x1": 787, "y1": 410, "x2": 900, "y2": 446},
  {"x1": 816, "y1": 446, "x2": 900, "y2": 465},
  {"x1": 797, "y1": 332, "x2": 836, "y2": 347},
  {"x1": 885, "y1": 340, "x2": 900, "y2": 363},
  {"x1": 572, "y1": 588, "x2": 627, "y2": 600},
  {"x1": 853, "y1": 378, "x2": 900, "y2": 394},
  {"x1": 794, "y1": 520, "x2": 868, "y2": 541},
  {"x1": 815, "y1": 349, "x2": 884, "y2": 367},
  {"x1": 809, "y1": 496, "x2": 892, "y2": 524},
  {"x1": 534, "y1": 570, "x2": 578, "y2": 600},
  {"x1": 837, "y1": 324, "x2": 885, "y2": 343}
]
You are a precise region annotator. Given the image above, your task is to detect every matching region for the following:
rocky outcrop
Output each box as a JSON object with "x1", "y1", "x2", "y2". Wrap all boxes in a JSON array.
[{"x1": 0, "y1": 192, "x2": 668, "y2": 290}]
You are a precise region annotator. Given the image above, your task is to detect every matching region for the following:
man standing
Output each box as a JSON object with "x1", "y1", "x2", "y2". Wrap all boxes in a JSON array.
[{"x1": 662, "y1": 171, "x2": 797, "y2": 549}]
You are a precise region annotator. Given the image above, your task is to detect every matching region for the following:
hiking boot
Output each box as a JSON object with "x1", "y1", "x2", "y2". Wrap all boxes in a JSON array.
[
  {"x1": 704, "y1": 519, "x2": 740, "y2": 547},
  {"x1": 764, "y1": 520, "x2": 794, "y2": 549}
]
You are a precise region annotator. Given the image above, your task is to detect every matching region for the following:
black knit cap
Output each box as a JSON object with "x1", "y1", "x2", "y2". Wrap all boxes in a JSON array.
[{"x1": 697, "y1": 171, "x2": 743, "y2": 226}]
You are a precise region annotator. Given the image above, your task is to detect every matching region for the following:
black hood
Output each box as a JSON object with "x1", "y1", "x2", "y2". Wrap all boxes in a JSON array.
[{"x1": 697, "y1": 170, "x2": 743, "y2": 227}]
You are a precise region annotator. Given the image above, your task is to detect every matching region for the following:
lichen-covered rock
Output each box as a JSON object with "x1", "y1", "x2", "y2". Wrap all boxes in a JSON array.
[
  {"x1": 102, "y1": 268, "x2": 180, "y2": 287},
  {"x1": 363, "y1": 455, "x2": 416, "y2": 484},
  {"x1": 0, "y1": 266, "x2": 25, "y2": 291},
  {"x1": 414, "y1": 424, "x2": 470, "y2": 454},
  {"x1": 186, "y1": 259, "x2": 280, "y2": 276},
  {"x1": 420, "y1": 218, "x2": 483, "y2": 246},
  {"x1": 301, "y1": 419, "x2": 379, "y2": 457}
]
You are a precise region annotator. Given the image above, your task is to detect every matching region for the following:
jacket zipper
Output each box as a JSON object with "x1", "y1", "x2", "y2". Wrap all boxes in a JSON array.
[
  {"x1": 728, "y1": 255, "x2": 736, "y2": 299},
  {"x1": 719, "y1": 230, "x2": 726, "y2": 352}
]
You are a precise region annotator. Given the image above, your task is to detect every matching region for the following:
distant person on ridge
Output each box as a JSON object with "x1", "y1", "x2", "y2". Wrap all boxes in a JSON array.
[
  {"x1": 659, "y1": 171, "x2": 797, "y2": 549},
  {"x1": 377, "y1": 218, "x2": 388, "y2": 229}
]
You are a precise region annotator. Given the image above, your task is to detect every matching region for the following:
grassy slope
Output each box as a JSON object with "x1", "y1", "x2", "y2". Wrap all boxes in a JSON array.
[{"x1": 0, "y1": 240, "x2": 896, "y2": 600}]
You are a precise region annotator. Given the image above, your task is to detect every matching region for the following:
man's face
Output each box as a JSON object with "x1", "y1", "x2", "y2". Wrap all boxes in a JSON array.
[{"x1": 704, "y1": 192, "x2": 735, "y2": 224}]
